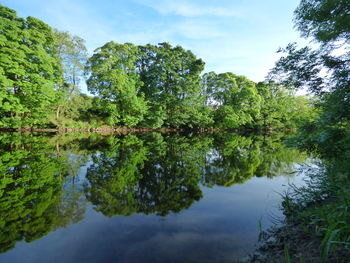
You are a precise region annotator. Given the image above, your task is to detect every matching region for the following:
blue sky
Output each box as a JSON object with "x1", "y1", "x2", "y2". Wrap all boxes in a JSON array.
[{"x1": 3, "y1": 0, "x2": 306, "y2": 82}]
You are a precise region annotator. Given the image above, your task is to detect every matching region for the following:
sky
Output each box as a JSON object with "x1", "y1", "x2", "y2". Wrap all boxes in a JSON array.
[{"x1": 2, "y1": 0, "x2": 307, "y2": 83}]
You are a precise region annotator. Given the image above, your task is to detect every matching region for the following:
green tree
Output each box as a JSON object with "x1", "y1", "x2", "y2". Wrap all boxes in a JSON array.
[
  {"x1": 201, "y1": 71, "x2": 218, "y2": 106},
  {"x1": 269, "y1": 0, "x2": 349, "y2": 126},
  {"x1": 266, "y1": 3, "x2": 350, "y2": 259},
  {"x1": 53, "y1": 29, "x2": 88, "y2": 92},
  {"x1": 254, "y1": 82, "x2": 316, "y2": 129},
  {"x1": 137, "y1": 43, "x2": 207, "y2": 128},
  {"x1": 0, "y1": 5, "x2": 63, "y2": 127},
  {"x1": 52, "y1": 29, "x2": 88, "y2": 120},
  {"x1": 85, "y1": 42, "x2": 148, "y2": 126},
  {"x1": 294, "y1": 0, "x2": 349, "y2": 44},
  {"x1": 202, "y1": 72, "x2": 261, "y2": 128}
]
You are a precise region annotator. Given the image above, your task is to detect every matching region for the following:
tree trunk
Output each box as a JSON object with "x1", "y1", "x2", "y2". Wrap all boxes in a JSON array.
[{"x1": 56, "y1": 105, "x2": 61, "y2": 119}]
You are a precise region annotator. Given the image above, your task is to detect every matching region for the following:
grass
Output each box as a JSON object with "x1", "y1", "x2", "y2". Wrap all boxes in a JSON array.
[
  {"x1": 279, "y1": 160, "x2": 350, "y2": 262},
  {"x1": 251, "y1": 156, "x2": 350, "y2": 262},
  {"x1": 284, "y1": 244, "x2": 291, "y2": 263}
]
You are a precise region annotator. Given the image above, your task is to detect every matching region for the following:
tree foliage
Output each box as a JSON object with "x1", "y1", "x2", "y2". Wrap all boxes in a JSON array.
[
  {"x1": 269, "y1": 0, "x2": 350, "y2": 132},
  {"x1": 294, "y1": 0, "x2": 350, "y2": 44},
  {"x1": 53, "y1": 29, "x2": 88, "y2": 91},
  {"x1": 137, "y1": 43, "x2": 207, "y2": 128},
  {"x1": 0, "y1": 5, "x2": 63, "y2": 127},
  {"x1": 86, "y1": 42, "x2": 148, "y2": 126},
  {"x1": 52, "y1": 29, "x2": 88, "y2": 121},
  {"x1": 206, "y1": 72, "x2": 262, "y2": 128}
]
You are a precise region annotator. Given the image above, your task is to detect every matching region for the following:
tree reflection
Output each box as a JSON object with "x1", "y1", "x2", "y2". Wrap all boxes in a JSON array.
[
  {"x1": 0, "y1": 132, "x2": 308, "y2": 253},
  {"x1": 0, "y1": 134, "x2": 87, "y2": 253},
  {"x1": 84, "y1": 134, "x2": 211, "y2": 216},
  {"x1": 84, "y1": 135, "x2": 147, "y2": 217},
  {"x1": 202, "y1": 133, "x2": 307, "y2": 187},
  {"x1": 84, "y1": 132, "x2": 307, "y2": 217},
  {"x1": 137, "y1": 134, "x2": 211, "y2": 215}
]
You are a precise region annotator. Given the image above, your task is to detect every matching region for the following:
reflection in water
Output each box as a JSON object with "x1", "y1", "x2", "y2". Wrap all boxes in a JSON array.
[
  {"x1": 0, "y1": 132, "x2": 307, "y2": 260},
  {"x1": 0, "y1": 134, "x2": 88, "y2": 253}
]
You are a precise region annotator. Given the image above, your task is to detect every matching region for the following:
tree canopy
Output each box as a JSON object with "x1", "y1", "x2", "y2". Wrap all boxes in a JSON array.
[
  {"x1": 0, "y1": 5, "x2": 62, "y2": 127},
  {"x1": 85, "y1": 42, "x2": 148, "y2": 126}
]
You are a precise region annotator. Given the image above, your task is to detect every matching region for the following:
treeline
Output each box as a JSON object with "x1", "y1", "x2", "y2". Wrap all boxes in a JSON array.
[{"x1": 0, "y1": 4, "x2": 314, "y2": 130}]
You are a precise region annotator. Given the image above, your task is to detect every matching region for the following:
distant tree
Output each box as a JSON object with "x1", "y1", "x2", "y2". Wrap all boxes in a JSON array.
[
  {"x1": 201, "y1": 71, "x2": 218, "y2": 106},
  {"x1": 203, "y1": 72, "x2": 261, "y2": 128},
  {"x1": 53, "y1": 29, "x2": 88, "y2": 91},
  {"x1": 53, "y1": 29, "x2": 88, "y2": 119},
  {"x1": 254, "y1": 82, "x2": 315, "y2": 129}
]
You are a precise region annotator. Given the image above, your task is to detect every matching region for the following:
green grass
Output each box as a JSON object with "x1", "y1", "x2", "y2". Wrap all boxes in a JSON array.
[{"x1": 279, "y1": 160, "x2": 350, "y2": 262}]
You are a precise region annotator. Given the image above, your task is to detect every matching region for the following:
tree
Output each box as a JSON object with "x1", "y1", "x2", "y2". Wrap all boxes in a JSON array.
[
  {"x1": 202, "y1": 72, "x2": 261, "y2": 128},
  {"x1": 0, "y1": 5, "x2": 63, "y2": 127},
  {"x1": 53, "y1": 29, "x2": 88, "y2": 91},
  {"x1": 265, "y1": 2, "x2": 350, "y2": 260},
  {"x1": 201, "y1": 71, "x2": 218, "y2": 106},
  {"x1": 137, "y1": 43, "x2": 207, "y2": 128},
  {"x1": 254, "y1": 82, "x2": 315, "y2": 129},
  {"x1": 85, "y1": 42, "x2": 148, "y2": 126},
  {"x1": 294, "y1": 0, "x2": 350, "y2": 44},
  {"x1": 52, "y1": 29, "x2": 88, "y2": 119},
  {"x1": 269, "y1": 0, "x2": 349, "y2": 126}
]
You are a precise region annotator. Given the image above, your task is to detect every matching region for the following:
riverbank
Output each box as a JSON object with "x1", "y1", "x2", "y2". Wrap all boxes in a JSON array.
[
  {"x1": 0, "y1": 127, "x2": 220, "y2": 133},
  {"x1": 247, "y1": 162, "x2": 350, "y2": 263},
  {"x1": 248, "y1": 205, "x2": 349, "y2": 263},
  {"x1": 0, "y1": 127, "x2": 294, "y2": 134}
]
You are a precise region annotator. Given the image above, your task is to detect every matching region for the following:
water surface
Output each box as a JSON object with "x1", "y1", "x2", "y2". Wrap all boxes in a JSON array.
[{"x1": 0, "y1": 132, "x2": 309, "y2": 262}]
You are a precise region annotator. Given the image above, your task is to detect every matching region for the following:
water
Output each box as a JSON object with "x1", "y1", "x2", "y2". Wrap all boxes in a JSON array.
[{"x1": 0, "y1": 132, "x2": 309, "y2": 262}]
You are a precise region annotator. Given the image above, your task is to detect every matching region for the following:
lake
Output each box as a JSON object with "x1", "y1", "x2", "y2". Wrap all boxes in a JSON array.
[{"x1": 0, "y1": 132, "x2": 310, "y2": 263}]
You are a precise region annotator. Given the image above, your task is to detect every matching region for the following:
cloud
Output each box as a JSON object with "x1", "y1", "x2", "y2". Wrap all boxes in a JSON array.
[{"x1": 136, "y1": 0, "x2": 241, "y2": 17}]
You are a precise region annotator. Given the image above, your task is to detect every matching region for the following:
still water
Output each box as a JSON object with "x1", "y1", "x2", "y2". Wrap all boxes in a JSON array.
[{"x1": 0, "y1": 132, "x2": 309, "y2": 262}]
